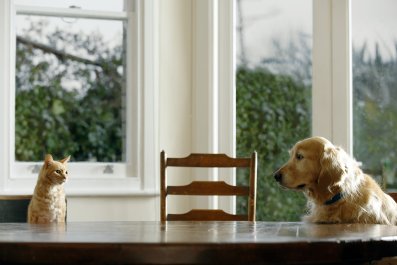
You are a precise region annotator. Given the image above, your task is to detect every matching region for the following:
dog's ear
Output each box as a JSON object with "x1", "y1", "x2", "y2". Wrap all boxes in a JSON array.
[{"x1": 317, "y1": 144, "x2": 346, "y2": 190}]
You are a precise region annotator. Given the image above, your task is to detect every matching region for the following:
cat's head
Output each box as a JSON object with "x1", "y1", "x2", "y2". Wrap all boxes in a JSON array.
[{"x1": 40, "y1": 154, "x2": 70, "y2": 185}]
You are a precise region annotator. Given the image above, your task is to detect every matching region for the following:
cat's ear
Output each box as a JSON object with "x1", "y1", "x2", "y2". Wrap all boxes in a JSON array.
[
  {"x1": 60, "y1": 156, "x2": 71, "y2": 164},
  {"x1": 44, "y1": 154, "x2": 53, "y2": 168}
]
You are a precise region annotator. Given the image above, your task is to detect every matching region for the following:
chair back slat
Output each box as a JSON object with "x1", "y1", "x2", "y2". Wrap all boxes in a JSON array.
[
  {"x1": 167, "y1": 181, "x2": 249, "y2": 196},
  {"x1": 160, "y1": 151, "x2": 257, "y2": 222},
  {"x1": 167, "y1": 153, "x2": 251, "y2": 168},
  {"x1": 167, "y1": 209, "x2": 247, "y2": 221}
]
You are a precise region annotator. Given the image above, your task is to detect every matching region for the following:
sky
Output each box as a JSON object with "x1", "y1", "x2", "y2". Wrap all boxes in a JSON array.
[
  {"x1": 237, "y1": 0, "x2": 397, "y2": 67},
  {"x1": 237, "y1": 0, "x2": 312, "y2": 66},
  {"x1": 352, "y1": 0, "x2": 397, "y2": 59},
  {"x1": 14, "y1": 0, "x2": 397, "y2": 66},
  {"x1": 15, "y1": 0, "x2": 128, "y2": 51},
  {"x1": 14, "y1": 0, "x2": 128, "y2": 92}
]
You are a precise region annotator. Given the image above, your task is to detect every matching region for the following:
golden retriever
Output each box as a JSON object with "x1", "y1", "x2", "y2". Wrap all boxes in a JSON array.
[{"x1": 274, "y1": 136, "x2": 397, "y2": 224}]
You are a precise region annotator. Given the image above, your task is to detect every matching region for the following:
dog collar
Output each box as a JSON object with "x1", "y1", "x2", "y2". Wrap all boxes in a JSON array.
[{"x1": 324, "y1": 192, "x2": 344, "y2": 205}]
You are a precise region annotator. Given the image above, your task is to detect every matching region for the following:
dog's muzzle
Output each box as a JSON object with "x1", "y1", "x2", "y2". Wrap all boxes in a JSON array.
[{"x1": 274, "y1": 171, "x2": 282, "y2": 183}]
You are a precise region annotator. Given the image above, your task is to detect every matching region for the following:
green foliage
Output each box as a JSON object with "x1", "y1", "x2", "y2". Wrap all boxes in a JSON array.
[
  {"x1": 15, "y1": 84, "x2": 78, "y2": 160},
  {"x1": 236, "y1": 67, "x2": 310, "y2": 221},
  {"x1": 15, "y1": 21, "x2": 124, "y2": 162},
  {"x1": 352, "y1": 43, "x2": 397, "y2": 187}
]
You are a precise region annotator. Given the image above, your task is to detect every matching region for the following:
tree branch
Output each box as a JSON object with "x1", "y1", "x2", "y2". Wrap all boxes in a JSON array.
[{"x1": 16, "y1": 35, "x2": 103, "y2": 68}]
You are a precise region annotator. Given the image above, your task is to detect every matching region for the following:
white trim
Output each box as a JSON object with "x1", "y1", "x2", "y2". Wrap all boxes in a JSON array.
[
  {"x1": 192, "y1": 0, "x2": 218, "y2": 154},
  {"x1": 16, "y1": 5, "x2": 129, "y2": 20},
  {"x1": 192, "y1": 0, "x2": 218, "y2": 210},
  {"x1": 141, "y1": 0, "x2": 159, "y2": 191},
  {"x1": 331, "y1": 0, "x2": 352, "y2": 153},
  {"x1": 192, "y1": 0, "x2": 236, "y2": 214},
  {"x1": 217, "y1": 0, "x2": 236, "y2": 214},
  {"x1": 312, "y1": 0, "x2": 332, "y2": 141},
  {"x1": 0, "y1": 0, "x2": 12, "y2": 192},
  {"x1": 218, "y1": 0, "x2": 236, "y2": 159},
  {"x1": 312, "y1": 0, "x2": 352, "y2": 153}
]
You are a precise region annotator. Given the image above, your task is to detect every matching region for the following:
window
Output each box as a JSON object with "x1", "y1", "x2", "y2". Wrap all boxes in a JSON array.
[
  {"x1": 15, "y1": 2, "x2": 128, "y2": 163},
  {"x1": 352, "y1": 0, "x2": 397, "y2": 189},
  {"x1": 0, "y1": 0, "x2": 158, "y2": 195},
  {"x1": 234, "y1": 0, "x2": 397, "y2": 216},
  {"x1": 191, "y1": 0, "x2": 362, "y2": 221},
  {"x1": 235, "y1": 0, "x2": 312, "y2": 221}
]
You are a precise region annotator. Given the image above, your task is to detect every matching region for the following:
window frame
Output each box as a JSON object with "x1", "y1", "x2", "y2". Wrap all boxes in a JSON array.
[
  {"x1": 312, "y1": 0, "x2": 352, "y2": 154},
  {"x1": 0, "y1": 0, "x2": 159, "y2": 196},
  {"x1": 192, "y1": 0, "x2": 236, "y2": 214},
  {"x1": 217, "y1": 0, "x2": 352, "y2": 152},
  {"x1": 196, "y1": 0, "x2": 353, "y2": 214}
]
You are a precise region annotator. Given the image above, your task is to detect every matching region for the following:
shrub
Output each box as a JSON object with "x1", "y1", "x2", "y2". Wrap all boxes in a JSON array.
[{"x1": 236, "y1": 67, "x2": 310, "y2": 221}]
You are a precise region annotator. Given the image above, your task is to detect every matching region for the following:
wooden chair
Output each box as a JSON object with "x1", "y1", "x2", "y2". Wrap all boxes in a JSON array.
[
  {"x1": 388, "y1": 192, "x2": 397, "y2": 202},
  {"x1": 0, "y1": 195, "x2": 31, "y2": 222},
  {"x1": 160, "y1": 151, "x2": 257, "y2": 221}
]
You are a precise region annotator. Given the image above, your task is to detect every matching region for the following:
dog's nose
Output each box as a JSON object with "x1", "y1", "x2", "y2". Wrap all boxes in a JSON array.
[{"x1": 274, "y1": 171, "x2": 282, "y2": 182}]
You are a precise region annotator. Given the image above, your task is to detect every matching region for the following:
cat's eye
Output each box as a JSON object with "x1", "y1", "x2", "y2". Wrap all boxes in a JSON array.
[
  {"x1": 55, "y1": 170, "x2": 61, "y2": 174},
  {"x1": 296, "y1": 153, "x2": 304, "y2": 161},
  {"x1": 65, "y1": 171, "x2": 68, "y2": 175}
]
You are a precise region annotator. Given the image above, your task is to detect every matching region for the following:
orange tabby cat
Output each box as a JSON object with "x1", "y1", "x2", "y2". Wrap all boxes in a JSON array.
[{"x1": 28, "y1": 154, "x2": 70, "y2": 224}]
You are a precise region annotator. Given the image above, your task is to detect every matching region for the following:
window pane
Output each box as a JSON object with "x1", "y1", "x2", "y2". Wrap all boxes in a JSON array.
[
  {"x1": 14, "y1": 0, "x2": 126, "y2": 12},
  {"x1": 15, "y1": 15, "x2": 126, "y2": 162},
  {"x1": 236, "y1": 0, "x2": 312, "y2": 221},
  {"x1": 352, "y1": 0, "x2": 397, "y2": 189}
]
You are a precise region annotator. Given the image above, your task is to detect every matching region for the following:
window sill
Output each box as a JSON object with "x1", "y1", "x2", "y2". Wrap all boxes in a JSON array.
[
  {"x1": 0, "y1": 188, "x2": 159, "y2": 197},
  {"x1": 2, "y1": 175, "x2": 158, "y2": 197}
]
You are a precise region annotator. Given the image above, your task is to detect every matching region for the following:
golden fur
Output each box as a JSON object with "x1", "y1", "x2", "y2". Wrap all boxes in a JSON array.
[
  {"x1": 27, "y1": 154, "x2": 70, "y2": 224},
  {"x1": 274, "y1": 136, "x2": 397, "y2": 224}
]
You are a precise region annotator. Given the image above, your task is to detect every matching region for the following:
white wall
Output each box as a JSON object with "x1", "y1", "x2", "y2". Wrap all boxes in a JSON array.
[{"x1": 68, "y1": 0, "x2": 194, "y2": 221}]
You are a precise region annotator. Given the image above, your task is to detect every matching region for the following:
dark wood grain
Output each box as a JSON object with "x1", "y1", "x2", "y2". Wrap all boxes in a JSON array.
[
  {"x1": 160, "y1": 151, "x2": 257, "y2": 221},
  {"x1": 0, "y1": 221, "x2": 396, "y2": 265}
]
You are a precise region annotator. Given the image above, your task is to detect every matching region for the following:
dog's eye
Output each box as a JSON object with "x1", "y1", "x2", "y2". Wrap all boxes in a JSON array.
[{"x1": 296, "y1": 153, "x2": 304, "y2": 160}]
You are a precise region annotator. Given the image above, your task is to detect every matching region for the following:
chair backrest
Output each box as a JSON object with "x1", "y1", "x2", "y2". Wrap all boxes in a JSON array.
[
  {"x1": 0, "y1": 195, "x2": 32, "y2": 222},
  {"x1": 388, "y1": 192, "x2": 397, "y2": 202},
  {"x1": 160, "y1": 151, "x2": 257, "y2": 221}
]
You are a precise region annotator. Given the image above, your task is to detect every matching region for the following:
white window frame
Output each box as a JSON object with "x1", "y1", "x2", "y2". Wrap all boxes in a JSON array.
[
  {"x1": 194, "y1": 0, "x2": 352, "y2": 213},
  {"x1": 192, "y1": 0, "x2": 236, "y2": 214},
  {"x1": 0, "y1": 0, "x2": 158, "y2": 196},
  {"x1": 312, "y1": 0, "x2": 352, "y2": 154}
]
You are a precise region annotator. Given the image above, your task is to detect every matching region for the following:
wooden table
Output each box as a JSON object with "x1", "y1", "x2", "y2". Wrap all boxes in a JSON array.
[{"x1": 0, "y1": 221, "x2": 396, "y2": 265}]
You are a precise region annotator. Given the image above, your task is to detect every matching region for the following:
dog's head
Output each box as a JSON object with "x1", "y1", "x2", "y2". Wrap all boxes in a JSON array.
[{"x1": 274, "y1": 136, "x2": 351, "y2": 201}]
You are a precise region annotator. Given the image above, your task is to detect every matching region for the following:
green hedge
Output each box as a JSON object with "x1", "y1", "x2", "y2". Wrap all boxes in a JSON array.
[
  {"x1": 15, "y1": 26, "x2": 123, "y2": 162},
  {"x1": 236, "y1": 67, "x2": 310, "y2": 221}
]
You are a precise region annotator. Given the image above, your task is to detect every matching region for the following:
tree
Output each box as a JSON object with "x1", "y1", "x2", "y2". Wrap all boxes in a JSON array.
[
  {"x1": 353, "y1": 43, "x2": 397, "y2": 187},
  {"x1": 15, "y1": 20, "x2": 124, "y2": 162}
]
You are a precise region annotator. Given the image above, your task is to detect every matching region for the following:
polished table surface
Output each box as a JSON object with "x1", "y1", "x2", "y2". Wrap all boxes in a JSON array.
[{"x1": 0, "y1": 221, "x2": 397, "y2": 264}]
